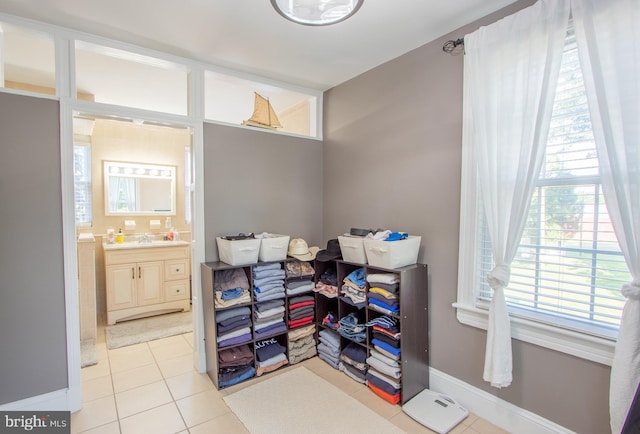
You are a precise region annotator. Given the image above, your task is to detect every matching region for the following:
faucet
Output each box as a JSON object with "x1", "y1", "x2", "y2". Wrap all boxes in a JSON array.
[{"x1": 139, "y1": 233, "x2": 152, "y2": 244}]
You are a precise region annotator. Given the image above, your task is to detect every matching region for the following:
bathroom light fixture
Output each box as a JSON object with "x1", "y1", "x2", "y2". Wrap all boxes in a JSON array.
[{"x1": 271, "y1": 0, "x2": 364, "y2": 26}]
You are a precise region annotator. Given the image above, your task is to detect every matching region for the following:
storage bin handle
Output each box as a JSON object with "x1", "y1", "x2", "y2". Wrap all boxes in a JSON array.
[
  {"x1": 239, "y1": 247, "x2": 256, "y2": 252},
  {"x1": 371, "y1": 247, "x2": 388, "y2": 254}
]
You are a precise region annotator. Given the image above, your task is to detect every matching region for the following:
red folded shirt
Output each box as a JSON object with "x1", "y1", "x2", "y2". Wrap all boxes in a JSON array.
[
  {"x1": 288, "y1": 315, "x2": 314, "y2": 328},
  {"x1": 289, "y1": 300, "x2": 315, "y2": 310},
  {"x1": 368, "y1": 382, "x2": 401, "y2": 405}
]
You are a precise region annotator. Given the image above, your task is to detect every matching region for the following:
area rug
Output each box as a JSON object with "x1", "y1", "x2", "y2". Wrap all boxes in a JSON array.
[
  {"x1": 80, "y1": 339, "x2": 98, "y2": 368},
  {"x1": 223, "y1": 367, "x2": 405, "y2": 434},
  {"x1": 106, "y1": 310, "x2": 193, "y2": 349}
]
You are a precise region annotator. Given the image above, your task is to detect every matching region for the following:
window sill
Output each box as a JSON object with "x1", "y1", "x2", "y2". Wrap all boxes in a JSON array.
[{"x1": 453, "y1": 302, "x2": 616, "y2": 366}]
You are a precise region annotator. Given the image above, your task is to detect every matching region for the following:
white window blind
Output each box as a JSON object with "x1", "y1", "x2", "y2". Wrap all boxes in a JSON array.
[
  {"x1": 476, "y1": 24, "x2": 630, "y2": 337},
  {"x1": 73, "y1": 142, "x2": 92, "y2": 226}
]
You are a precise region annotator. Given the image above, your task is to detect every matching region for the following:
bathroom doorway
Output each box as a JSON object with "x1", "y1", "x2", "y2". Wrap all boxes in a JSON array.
[{"x1": 73, "y1": 112, "x2": 196, "y2": 360}]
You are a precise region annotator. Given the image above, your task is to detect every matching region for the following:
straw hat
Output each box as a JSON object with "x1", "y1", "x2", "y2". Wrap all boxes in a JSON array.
[{"x1": 287, "y1": 238, "x2": 320, "y2": 261}]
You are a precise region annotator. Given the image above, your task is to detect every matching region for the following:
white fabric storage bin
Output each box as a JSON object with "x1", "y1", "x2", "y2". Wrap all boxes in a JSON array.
[
  {"x1": 258, "y1": 234, "x2": 290, "y2": 262},
  {"x1": 363, "y1": 236, "x2": 421, "y2": 269},
  {"x1": 216, "y1": 237, "x2": 261, "y2": 266},
  {"x1": 338, "y1": 235, "x2": 367, "y2": 264}
]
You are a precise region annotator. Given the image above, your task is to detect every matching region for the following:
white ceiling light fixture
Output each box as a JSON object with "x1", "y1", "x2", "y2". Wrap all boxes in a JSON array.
[{"x1": 271, "y1": 0, "x2": 364, "y2": 26}]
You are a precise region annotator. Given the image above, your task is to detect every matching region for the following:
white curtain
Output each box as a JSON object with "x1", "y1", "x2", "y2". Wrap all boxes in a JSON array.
[
  {"x1": 572, "y1": 1, "x2": 640, "y2": 432},
  {"x1": 462, "y1": 0, "x2": 570, "y2": 387}
]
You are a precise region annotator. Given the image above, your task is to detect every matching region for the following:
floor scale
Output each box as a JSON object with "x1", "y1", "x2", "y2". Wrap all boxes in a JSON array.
[{"x1": 402, "y1": 389, "x2": 469, "y2": 434}]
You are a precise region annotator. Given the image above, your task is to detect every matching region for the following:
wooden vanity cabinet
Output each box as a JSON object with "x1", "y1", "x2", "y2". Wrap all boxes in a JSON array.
[{"x1": 104, "y1": 244, "x2": 191, "y2": 324}]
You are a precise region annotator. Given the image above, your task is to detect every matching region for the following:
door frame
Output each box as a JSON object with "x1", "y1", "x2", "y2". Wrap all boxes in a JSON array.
[{"x1": 61, "y1": 99, "x2": 207, "y2": 412}]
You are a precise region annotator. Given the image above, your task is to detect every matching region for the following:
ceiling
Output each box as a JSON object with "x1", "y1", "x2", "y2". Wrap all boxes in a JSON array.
[{"x1": 0, "y1": 0, "x2": 519, "y2": 91}]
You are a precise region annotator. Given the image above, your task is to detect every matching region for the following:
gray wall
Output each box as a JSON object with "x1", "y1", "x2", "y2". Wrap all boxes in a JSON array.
[
  {"x1": 0, "y1": 92, "x2": 68, "y2": 404},
  {"x1": 322, "y1": 1, "x2": 611, "y2": 433},
  {"x1": 203, "y1": 122, "x2": 323, "y2": 261}
]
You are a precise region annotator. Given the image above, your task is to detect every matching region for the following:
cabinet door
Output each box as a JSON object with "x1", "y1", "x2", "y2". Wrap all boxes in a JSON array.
[
  {"x1": 106, "y1": 264, "x2": 137, "y2": 310},
  {"x1": 137, "y1": 261, "x2": 164, "y2": 306}
]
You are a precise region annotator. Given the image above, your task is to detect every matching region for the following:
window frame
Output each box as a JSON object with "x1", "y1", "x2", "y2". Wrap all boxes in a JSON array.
[{"x1": 454, "y1": 100, "x2": 617, "y2": 367}]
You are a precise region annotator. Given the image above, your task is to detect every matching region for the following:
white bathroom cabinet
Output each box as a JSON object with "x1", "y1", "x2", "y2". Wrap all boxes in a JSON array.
[{"x1": 104, "y1": 242, "x2": 191, "y2": 324}]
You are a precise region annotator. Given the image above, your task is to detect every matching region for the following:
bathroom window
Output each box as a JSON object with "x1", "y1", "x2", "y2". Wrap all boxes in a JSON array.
[{"x1": 73, "y1": 143, "x2": 92, "y2": 226}]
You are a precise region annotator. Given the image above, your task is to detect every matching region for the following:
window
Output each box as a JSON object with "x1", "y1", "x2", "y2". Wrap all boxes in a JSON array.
[
  {"x1": 456, "y1": 24, "x2": 630, "y2": 364},
  {"x1": 73, "y1": 142, "x2": 92, "y2": 226},
  {"x1": 1, "y1": 22, "x2": 56, "y2": 96}
]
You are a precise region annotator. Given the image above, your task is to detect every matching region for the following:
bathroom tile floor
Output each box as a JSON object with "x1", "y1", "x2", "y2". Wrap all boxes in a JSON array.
[{"x1": 73, "y1": 329, "x2": 509, "y2": 434}]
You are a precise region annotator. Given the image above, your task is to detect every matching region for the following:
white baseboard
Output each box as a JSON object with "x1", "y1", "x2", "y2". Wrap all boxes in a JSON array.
[
  {"x1": 428, "y1": 368, "x2": 576, "y2": 434},
  {"x1": 0, "y1": 388, "x2": 71, "y2": 412}
]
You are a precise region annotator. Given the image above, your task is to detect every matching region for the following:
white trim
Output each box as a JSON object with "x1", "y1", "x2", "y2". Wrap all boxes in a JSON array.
[
  {"x1": 60, "y1": 98, "x2": 82, "y2": 412},
  {"x1": 191, "y1": 119, "x2": 207, "y2": 373},
  {"x1": 0, "y1": 389, "x2": 72, "y2": 412},
  {"x1": 428, "y1": 368, "x2": 576, "y2": 434},
  {"x1": 454, "y1": 303, "x2": 615, "y2": 366}
]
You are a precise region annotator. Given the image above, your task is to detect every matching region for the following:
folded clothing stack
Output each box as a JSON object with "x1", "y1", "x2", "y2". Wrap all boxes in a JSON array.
[
  {"x1": 253, "y1": 299, "x2": 286, "y2": 339},
  {"x1": 288, "y1": 324, "x2": 317, "y2": 365},
  {"x1": 284, "y1": 259, "x2": 315, "y2": 279},
  {"x1": 339, "y1": 342, "x2": 367, "y2": 384},
  {"x1": 314, "y1": 267, "x2": 338, "y2": 298},
  {"x1": 255, "y1": 337, "x2": 288, "y2": 377},
  {"x1": 216, "y1": 306, "x2": 252, "y2": 348},
  {"x1": 337, "y1": 311, "x2": 366, "y2": 343},
  {"x1": 287, "y1": 294, "x2": 315, "y2": 328},
  {"x1": 317, "y1": 329, "x2": 341, "y2": 369},
  {"x1": 286, "y1": 279, "x2": 315, "y2": 296},
  {"x1": 214, "y1": 268, "x2": 251, "y2": 309},
  {"x1": 366, "y1": 273, "x2": 400, "y2": 315},
  {"x1": 365, "y1": 315, "x2": 401, "y2": 404},
  {"x1": 341, "y1": 267, "x2": 367, "y2": 309},
  {"x1": 253, "y1": 263, "x2": 285, "y2": 302},
  {"x1": 218, "y1": 344, "x2": 255, "y2": 388}
]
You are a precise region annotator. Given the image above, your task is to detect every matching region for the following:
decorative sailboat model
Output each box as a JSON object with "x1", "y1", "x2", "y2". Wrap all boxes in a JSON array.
[{"x1": 242, "y1": 92, "x2": 283, "y2": 130}]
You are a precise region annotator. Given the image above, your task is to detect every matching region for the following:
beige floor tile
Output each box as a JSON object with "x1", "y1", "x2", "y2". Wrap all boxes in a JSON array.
[
  {"x1": 165, "y1": 370, "x2": 215, "y2": 400},
  {"x1": 468, "y1": 417, "x2": 510, "y2": 433},
  {"x1": 80, "y1": 360, "x2": 111, "y2": 382},
  {"x1": 188, "y1": 413, "x2": 250, "y2": 434},
  {"x1": 157, "y1": 353, "x2": 195, "y2": 379},
  {"x1": 108, "y1": 347, "x2": 155, "y2": 374},
  {"x1": 71, "y1": 395, "x2": 117, "y2": 434},
  {"x1": 119, "y1": 402, "x2": 186, "y2": 434},
  {"x1": 148, "y1": 334, "x2": 187, "y2": 348},
  {"x1": 111, "y1": 362, "x2": 163, "y2": 393},
  {"x1": 115, "y1": 380, "x2": 173, "y2": 418},
  {"x1": 150, "y1": 338, "x2": 192, "y2": 361},
  {"x1": 182, "y1": 332, "x2": 194, "y2": 348},
  {"x1": 81, "y1": 375, "x2": 114, "y2": 402},
  {"x1": 388, "y1": 411, "x2": 438, "y2": 433},
  {"x1": 175, "y1": 389, "x2": 230, "y2": 427},
  {"x1": 351, "y1": 386, "x2": 403, "y2": 420},
  {"x1": 77, "y1": 421, "x2": 120, "y2": 434},
  {"x1": 321, "y1": 368, "x2": 367, "y2": 396}
]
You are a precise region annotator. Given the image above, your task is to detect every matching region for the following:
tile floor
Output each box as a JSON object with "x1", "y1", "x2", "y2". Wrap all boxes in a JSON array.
[{"x1": 74, "y1": 330, "x2": 509, "y2": 434}]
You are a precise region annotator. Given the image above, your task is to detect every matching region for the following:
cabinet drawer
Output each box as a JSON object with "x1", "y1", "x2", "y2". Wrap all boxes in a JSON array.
[
  {"x1": 165, "y1": 279, "x2": 190, "y2": 301},
  {"x1": 105, "y1": 246, "x2": 190, "y2": 265},
  {"x1": 165, "y1": 259, "x2": 189, "y2": 281}
]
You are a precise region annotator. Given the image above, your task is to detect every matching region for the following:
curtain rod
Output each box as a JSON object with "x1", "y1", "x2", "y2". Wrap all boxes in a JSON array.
[{"x1": 443, "y1": 38, "x2": 465, "y2": 55}]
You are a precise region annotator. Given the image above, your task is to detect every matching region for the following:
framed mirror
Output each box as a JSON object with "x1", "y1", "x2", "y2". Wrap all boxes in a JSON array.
[{"x1": 104, "y1": 161, "x2": 176, "y2": 216}]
